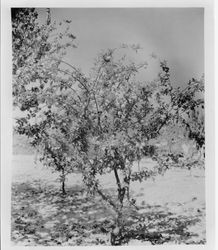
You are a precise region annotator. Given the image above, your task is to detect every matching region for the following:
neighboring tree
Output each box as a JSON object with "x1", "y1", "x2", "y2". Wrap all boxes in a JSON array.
[
  {"x1": 12, "y1": 9, "x2": 204, "y2": 245},
  {"x1": 150, "y1": 70, "x2": 205, "y2": 170},
  {"x1": 12, "y1": 8, "x2": 77, "y2": 194}
]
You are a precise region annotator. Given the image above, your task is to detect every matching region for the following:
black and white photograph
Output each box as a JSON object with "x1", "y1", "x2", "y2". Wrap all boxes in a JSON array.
[{"x1": 1, "y1": 3, "x2": 216, "y2": 248}]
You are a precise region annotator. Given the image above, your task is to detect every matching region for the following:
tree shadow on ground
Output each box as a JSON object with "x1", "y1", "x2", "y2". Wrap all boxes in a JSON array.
[
  {"x1": 11, "y1": 180, "x2": 115, "y2": 246},
  {"x1": 121, "y1": 204, "x2": 205, "y2": 245},
  {"x1": 11, "y1": 180, "x2": 205, "y2": 246}
]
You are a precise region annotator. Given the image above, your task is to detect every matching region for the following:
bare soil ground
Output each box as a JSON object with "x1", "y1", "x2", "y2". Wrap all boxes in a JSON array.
[{"x1": 11, "y1": 155, "x2": 206, "y2": 246}]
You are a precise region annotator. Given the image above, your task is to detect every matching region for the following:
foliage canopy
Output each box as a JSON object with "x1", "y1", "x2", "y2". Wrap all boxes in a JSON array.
[{"x1": 12, "y1": 8, "x2": 204, "y2": 245}]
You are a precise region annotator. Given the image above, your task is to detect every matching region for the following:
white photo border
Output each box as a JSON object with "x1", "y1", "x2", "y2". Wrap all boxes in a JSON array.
[{"x1": 1, "y1": 1, "x2": 215, "y2": 250}]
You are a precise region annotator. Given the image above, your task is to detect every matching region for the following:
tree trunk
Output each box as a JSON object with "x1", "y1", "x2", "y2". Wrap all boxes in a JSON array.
[
  {"x1": 61, "y1": 168, "x2": 66, "y2": 195},
  {"x1": 62, "y1": 178, "x2": 66, "y2": 195},
  {"x1": 110, "y1": 163, "x2": 127, "y2": 245},
  {"x1": 111, "y1": 185, "x2": 124, "y2": 245},
  {"x1": 110, "y1": 211, "x2": 123, "y2": 245}
]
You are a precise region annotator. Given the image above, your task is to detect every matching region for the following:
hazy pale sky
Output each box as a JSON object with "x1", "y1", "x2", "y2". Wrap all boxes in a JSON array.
[{"x1": 38, "y1": 8, "x2": 204, "y2": 86}]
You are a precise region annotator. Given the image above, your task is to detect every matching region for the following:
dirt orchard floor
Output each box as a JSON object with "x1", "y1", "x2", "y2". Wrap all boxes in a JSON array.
[{"x1": 11, "y1": 155, "x2": 206, "y2": 246}]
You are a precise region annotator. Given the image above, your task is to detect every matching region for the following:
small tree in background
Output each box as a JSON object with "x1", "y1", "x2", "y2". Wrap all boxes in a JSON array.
[
  {"x1": 12, "y1": 9, "x2": 204, "y2": 245},
  {"x1": 12, "y1": 8, "x2": 78, "y2": 194}
]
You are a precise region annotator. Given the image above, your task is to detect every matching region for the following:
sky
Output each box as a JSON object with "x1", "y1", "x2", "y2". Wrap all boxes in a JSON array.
[{"x1": 39, "y1": 8, "x2": 204, "y2": 86}]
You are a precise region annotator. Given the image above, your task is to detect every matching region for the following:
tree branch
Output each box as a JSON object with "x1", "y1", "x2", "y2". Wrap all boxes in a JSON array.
[
  {"x1": 57, "y1": 68, "x2": 89, "y2": 92},
  {"x1": 113, "y1": 166, "x2": 122, "y2": 191},
  {"x1": 92, "y1": 92, "x2": 102, "y2": 130},
  {"x1": 97, "y1": 188, "x2": 118, "y2": 212}
]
